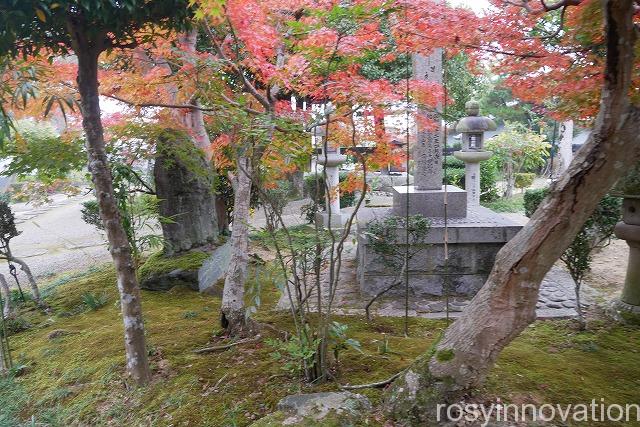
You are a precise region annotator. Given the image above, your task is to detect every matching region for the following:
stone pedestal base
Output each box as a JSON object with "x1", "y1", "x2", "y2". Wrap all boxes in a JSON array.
[
  {"x1": 614, "y1": 300, "x2": 640, "y2": 326},
  {"x1": 356, "y1": 206, "x2": 522, "y2": 298},
  {"x1": 315, "y1": 211, "x2": 346, "y2": 229},
  {"x1": 392, "y1": 185, "x2": 467, "y2": 218}
]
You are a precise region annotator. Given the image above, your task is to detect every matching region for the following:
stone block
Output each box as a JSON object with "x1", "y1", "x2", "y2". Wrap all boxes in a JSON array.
[
  {"x1": 141, "y1": 268, "x2": 199, "y2": 291},
  {"x1": 315, "y1": 211, "x2": 346, "y2": 229},
  {"x1": 198, "y1": 241, "x2": 232, "y2": 295},
  {"x1": 356, "y1": 205, "x2": 523, "y2": 299},
  {"x1": 392, "y1": 185, "x2": 467, "y2": 218},
  {"x1": 277, "y1": 392, "x2": 371, "y2": 420}
]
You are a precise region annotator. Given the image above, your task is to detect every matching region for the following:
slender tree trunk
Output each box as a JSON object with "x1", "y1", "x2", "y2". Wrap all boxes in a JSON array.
[
  {"x1": 69, "y1": 23, "x2": 151, "y2": 385},
  {"x1": 386, "y1": 2, "x2": 639, "y2": 424},
  {"x1": 0, "y1": 337, "x2": 5, "y2": 373},
  {"x1": 504, "y1": 159, "x2": 514, "y2": 198},
  {"x1": 8, "y1": 256, "x2": 40, "y2": 306},
  {"x1": 0, "y1": 274, "x2": 12, "y2": 319},
  {"x1": 221, "y1": 156, "x2": 253, "y2": 336},
  {"x1": 215, "y1": 194, "x2": 230, "y2": 235}
]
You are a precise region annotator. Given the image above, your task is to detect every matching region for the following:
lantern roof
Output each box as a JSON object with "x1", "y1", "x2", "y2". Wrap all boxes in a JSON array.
[{"x1": 455, "y1": 100, "x2": 497, "y2": 134}]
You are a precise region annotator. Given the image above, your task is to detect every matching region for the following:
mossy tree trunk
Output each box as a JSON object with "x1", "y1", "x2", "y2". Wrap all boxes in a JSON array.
[
  {"x1": 0, "y1": 274, "x2": 12, "y2": 319},
  {"x1": 68, "y1": 18, "x2": 151, "y2": 386},
  {"x1": 8, "y1": 256, "x2": 41, "y2": 306},
  {"x1": 139, "y1": 30, "x2": 218, "y2": 255},
  {"x1": 386, "y1": 1, "x2": 639, "y2": 424}
]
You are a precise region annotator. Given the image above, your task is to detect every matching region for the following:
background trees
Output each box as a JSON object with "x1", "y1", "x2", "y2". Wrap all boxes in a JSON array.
[{"x1": 485, "y1": 123, "x2": 550, "y2": 198}]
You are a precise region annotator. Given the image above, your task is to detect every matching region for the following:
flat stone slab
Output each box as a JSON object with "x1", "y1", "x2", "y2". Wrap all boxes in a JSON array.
[
  {"x1": 392, "y1": 185, "x2": 467, "y2": 218},
  {"x1": 198, "y1": 241, "x2": 232, "y2": 294},
  {"x1": 357, "y1": 206, "x2": 522, "y2": 244}
]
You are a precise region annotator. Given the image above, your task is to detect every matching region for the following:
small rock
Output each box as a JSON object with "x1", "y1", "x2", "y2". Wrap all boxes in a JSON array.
[
  {"x1": 277, "y1": 391, "x2": 371, "y2": 421},
  {"x1": 47, "y1": 329, "x2": 70, "y2": 339},
  {"x1": 140, "y1": 268, "x2": 199, "y2": 291}
]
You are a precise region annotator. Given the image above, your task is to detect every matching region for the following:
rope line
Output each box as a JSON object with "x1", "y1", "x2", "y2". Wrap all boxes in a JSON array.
[{"x1": 403, "y1": 0, "x2": 411, "y2": 337}]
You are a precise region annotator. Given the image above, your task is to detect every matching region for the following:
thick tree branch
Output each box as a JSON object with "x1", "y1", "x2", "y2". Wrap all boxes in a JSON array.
[{"x1": 540, "y1": 0, "x2": 582, "y2": 11}]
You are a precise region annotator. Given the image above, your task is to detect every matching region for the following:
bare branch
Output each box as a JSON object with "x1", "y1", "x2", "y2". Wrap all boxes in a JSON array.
[
  {"x1": 103, "y1": 93, "x2": 218, "y2": 112},
  {"x1": 201, "y1": 22, "x2": 271, "y2": 111}
]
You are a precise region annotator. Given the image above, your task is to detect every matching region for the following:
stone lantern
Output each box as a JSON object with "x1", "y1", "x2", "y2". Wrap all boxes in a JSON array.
[
  {"x1": 613, "y1": 165, "x2": 640, "y2": 323},
  {"x1": 315, "y1": 143, "x2": 347, "y2": 228},
  {"x1": 453, "y1": 101, "x2": 497, "y2": 206}
]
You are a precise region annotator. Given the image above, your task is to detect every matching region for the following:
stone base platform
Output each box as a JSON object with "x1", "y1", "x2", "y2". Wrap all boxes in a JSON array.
[
  {"x1": 315, "y1": 211, "x2": 346, "y2": 228},
  {"x1": 392, "y1": 185, "x2": 467, "y2": 218},
  {"x1": 276, "y1": 239, "x2": 580, "y2": 319},
  {"x1": 356, "y1": 206, "x2": 522, "y2": 298}
]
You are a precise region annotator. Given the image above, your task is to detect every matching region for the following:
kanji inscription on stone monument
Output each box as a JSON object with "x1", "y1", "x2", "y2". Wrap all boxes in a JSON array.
[{"x1": 412, "y1": 49, "x2": 443, "y2": 190}]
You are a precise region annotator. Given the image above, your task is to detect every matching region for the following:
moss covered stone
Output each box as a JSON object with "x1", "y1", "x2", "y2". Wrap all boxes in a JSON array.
[{"x1": 137, "y1": 250, "x2": 210, "y2": 291}]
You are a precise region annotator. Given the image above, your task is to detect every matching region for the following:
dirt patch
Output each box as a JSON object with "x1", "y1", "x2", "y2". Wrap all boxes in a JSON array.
[{"x1": 585, "y1": 238, "x2": 629, "y2": 301}]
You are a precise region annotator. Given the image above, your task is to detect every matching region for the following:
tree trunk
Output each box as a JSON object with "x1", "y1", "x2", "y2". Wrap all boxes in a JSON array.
[
  {"x1": 0, "y1": 336, "x2": 6, "y2": 373},
  {"x1": 0, "y1": 274, "x2": 12, "y2": 319},
  {"x1": 154, "y1": 134, "x2": 218, "y2": 255},
  {"x1": 221, "y1": 156, "x2": 252, "y2": 336},
  {"x1": 215, "y1": 194, "x2": 230, "y2": 235},
  {"x1": 504, "y1": 159, "x2": 514, "y2": 198},
  {"x1": 9, "y1": 256, "x2": 41, "y2": 306},
  {"x1": 386, "y1": 1, "x2": 639, "y2": 424},
  {"x1": 70, "y1": 25, "x2": 151, "y2": 386}
]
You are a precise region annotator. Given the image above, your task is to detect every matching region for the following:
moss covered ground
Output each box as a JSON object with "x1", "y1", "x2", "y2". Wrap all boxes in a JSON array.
[{"x1": 1, "y1": 247, "x2": 639, "y2": 426}]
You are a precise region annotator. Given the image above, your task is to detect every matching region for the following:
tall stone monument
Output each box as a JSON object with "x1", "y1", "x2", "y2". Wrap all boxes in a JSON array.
[
  {"x1": 357, "y1": 52, "x2": 522, "y2": 304},
  {"x1": 393, "y1": 51, "x2": 467, "y2": 218}
]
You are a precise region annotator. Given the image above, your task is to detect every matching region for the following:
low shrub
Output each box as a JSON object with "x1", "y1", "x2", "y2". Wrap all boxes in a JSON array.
[
  {"x1": 81, "y1": 292, "x2": 108, "y2": 311},
  {"x1": 515, "y1": 173, "x2": 536, "y2": 191},
  {"x1": 523, "y1": 188, "x2": 548, "y2": 217},
  {"x1": 443, "y1": 159, "x2": 500, "y2": 203},
  {"x1": 302, "y1": 172, "x2": 356, "y2": 223},
  {"x1": 5, "y1": 316, "x2": 32, "y2": 335}
]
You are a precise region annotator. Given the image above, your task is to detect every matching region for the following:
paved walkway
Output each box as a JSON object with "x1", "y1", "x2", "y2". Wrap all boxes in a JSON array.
[{"x1": 4, "y1": 194, "x2": 110, "y2": 282}]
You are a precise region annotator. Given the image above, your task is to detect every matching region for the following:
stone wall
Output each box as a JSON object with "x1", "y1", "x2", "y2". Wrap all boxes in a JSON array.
[{"x1": 356, "y1": 206, "x2": 522, "y2": 298}]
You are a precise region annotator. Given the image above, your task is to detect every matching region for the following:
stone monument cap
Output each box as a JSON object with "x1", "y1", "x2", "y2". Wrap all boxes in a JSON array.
[
  {"x1": 456, "y1": 101, "x2": 497, "y2": 134},
  {"x1": 465, "y1": 100, "x2": 480, "y2": 116}
]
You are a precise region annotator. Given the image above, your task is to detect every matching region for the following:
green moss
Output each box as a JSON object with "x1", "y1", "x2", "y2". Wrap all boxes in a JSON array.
[
  {"x1": 435, "y1": 349, "x2": 454, "y2": 362},
  {"x1": 619, "y1": 310, "x2": 640, "y2": 326},
  {"x1": 482, "y1": 194, "x2": 525, "y2": 213},
  {"x1": 137, "y1": 250, "x2": 210, "y2": 283},
  {"x1": 4, "y1": 263, "x2": 640, "y2": 426}
]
